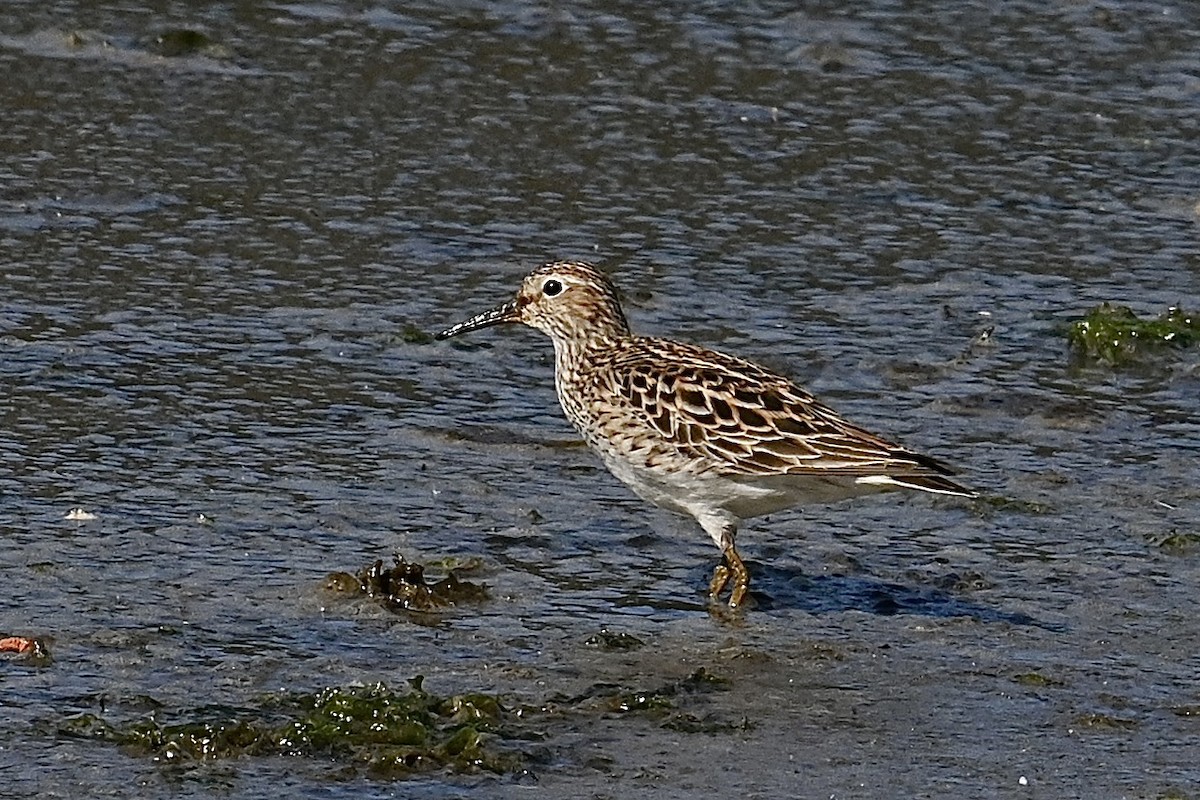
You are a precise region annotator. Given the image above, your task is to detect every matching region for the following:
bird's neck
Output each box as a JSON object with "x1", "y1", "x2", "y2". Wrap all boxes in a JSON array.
[
  {"x1": 551, "y1": 333, "x2": 624, "y2": 431},
  {"x1": 551, "y1": 330, "x2": 625, "y2": 376},
  {"x1": 549, "y1": 303, "x2": 632, "y2": 376}
]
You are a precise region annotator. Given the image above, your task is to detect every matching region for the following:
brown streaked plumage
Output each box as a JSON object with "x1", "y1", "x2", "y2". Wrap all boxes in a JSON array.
[{"x1": 436, "y1": 261, "x2": 975, "y2": 608}]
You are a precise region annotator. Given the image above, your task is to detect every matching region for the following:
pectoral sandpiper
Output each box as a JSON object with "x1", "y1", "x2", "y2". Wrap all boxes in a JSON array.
[{"x1": 436, "y1": 261, "x2": 974, "y2": 608}]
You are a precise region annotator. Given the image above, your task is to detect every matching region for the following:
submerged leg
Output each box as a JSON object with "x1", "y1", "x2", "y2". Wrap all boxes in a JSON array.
[
  {"x1": 708, "y1": 561, "x2": 731, "y2": 599},
  {"x1": 698, "y1": 513, "x2": 748, "y2": 608},
  {"x1": 723, "y1": 544, "x2": 750, "y2": 608}
]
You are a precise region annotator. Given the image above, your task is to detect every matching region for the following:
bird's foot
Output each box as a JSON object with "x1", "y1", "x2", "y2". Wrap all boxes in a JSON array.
[
  {"x1": 728, "y1": 574, "x2": 749, "y2": 609},
  {"x1": 708, "y1": 547, "x2": 751, "y2": 609},
  {"x1": 708, "y1": 563, "x2": 731, "y2": 601}
]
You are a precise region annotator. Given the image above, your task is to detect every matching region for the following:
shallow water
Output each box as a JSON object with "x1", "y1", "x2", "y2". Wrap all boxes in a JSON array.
[{"x1": 2, "y1": 1, "x2": 1199, "y2": 797}]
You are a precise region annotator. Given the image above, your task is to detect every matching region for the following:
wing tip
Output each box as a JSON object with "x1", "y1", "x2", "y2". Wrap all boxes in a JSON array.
[{"x1": 855, "y1": 474, "x2": 977, "y2": 498}]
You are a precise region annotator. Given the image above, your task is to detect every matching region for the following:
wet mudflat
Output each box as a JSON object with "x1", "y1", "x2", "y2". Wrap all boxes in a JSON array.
[{"x1": 2, "y1": 1, "x2": 1199, "y2": 798}]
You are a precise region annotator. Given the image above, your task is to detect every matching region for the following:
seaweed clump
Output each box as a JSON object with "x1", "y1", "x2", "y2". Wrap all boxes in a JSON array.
[
  {"x1": 325, "y1": 554, "x2": 488, "y2": 614},
  {"x1": 59, "y1": 680, "x2": 522, "y2": 779},
  {"x1": 1068, "y1": 303, "x2": 1199, "y2": 365},
  {"x1": 57, "y1": 667, "x2": 750, "y2": 779}
]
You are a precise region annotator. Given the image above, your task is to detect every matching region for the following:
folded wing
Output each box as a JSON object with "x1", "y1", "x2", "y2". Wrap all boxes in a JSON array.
[{"x1": 606, "y1": 338, "x2": 972, "y2": 495}]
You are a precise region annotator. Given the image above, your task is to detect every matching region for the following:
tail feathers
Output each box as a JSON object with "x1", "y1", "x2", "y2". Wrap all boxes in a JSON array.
[{"x1": 855, "y1": 473, "x2": 977, "y2": 498}]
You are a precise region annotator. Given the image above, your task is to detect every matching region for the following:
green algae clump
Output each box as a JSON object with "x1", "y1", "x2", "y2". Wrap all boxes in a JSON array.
[
  {"x1": 1074, "y1": 712, "x2": 1139, "y2": 731},
  {"x1": 59, "y1": 680, "x2": 521, "y2": 779},
  {"x1": 1145, "y1": 530, "x2": 1200, "y2": 554},
  {"x1": 1068, "y1": 303, "x2": 1199, "y2": 365},
  {"x1": 1013, "y1": 672, "x2": 1065, "y2": 688}
]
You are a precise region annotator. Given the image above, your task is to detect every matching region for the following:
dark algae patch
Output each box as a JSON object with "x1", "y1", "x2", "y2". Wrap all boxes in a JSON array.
[
  {"x1": 553, "y1": 668, "x2": 728, "y2": 713},
  {"x1": 59, "y1": 680, "x2": 524, "y2": 779},
  {"x1": 63, "y1": 28, "x2": 235, "y2": 60},
  {"x1": 147, "y1": 29, "x2": 210, "y2": 57},
  {"x1": 1074, "y1": 712, "x2": 1140, "y2": 731},
  {"x1": 398, "y1": 322, "x2": 435, "y2": 345},
  {"x1": 610, "y1": 667, "x2": 729, "y2": 714},
  {"x1": 325, "y1": 554, "x2": 489, "y2": 615},
  {"x1": 1068, "y1": 303, "x2": 1199, "y2": 365},
  {"x1": 547, "y1": 668, "x2": 747, "y2": 734},
  {"x1": 583, "y1": 627, "x2": 646, "y2": 651}
]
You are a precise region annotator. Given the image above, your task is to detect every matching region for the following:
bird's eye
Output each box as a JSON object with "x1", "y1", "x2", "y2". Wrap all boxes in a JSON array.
[{"x1": 542, "y1": 279, "x2": 563, "y2": 297}]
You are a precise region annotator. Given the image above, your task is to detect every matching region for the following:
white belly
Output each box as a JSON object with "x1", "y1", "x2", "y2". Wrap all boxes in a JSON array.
[{"x1": 594, "y1": 444, "x2": 875, "y2": 523}]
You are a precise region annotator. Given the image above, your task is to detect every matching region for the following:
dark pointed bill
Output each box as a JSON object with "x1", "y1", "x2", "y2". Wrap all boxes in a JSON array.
[{"x1": 435, "y1": 300, "x2": 521, "y2": 340}]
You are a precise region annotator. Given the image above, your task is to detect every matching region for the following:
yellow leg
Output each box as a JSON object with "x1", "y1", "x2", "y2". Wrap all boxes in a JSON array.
[
  {"x1": 725, "y1": 545, "x2": 750, "y2": 608},
  {"x1": 708, "y1": 546, "x2": 750, "y2": 608},
  {"x1": 709, "y1": 563, "x2": 730, "y2": 599}
]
